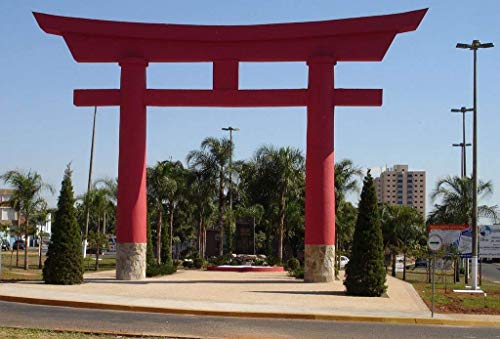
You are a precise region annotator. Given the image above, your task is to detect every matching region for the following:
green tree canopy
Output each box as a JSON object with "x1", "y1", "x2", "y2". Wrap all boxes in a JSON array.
[
  {"x1": 345, "y1": 171, "x2": 386, "y2": 297},
  {"x1": 43, "y1": 165, "x2": 84, "y2": 285}
]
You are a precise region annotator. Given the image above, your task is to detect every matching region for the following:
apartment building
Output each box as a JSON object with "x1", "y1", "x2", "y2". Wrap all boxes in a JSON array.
[
  {"x1": 374, "y1": 165, "x2": 426, "y2": 216},
  {"x1": 0, "y1": 188, "x2": 51, "y2": 246},
  {"x1": 0, "y1": 189, "x2": 19, "y2": 243}
]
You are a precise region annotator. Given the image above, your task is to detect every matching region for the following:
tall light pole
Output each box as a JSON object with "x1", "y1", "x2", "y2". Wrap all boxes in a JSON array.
[
  {"x1": 451, "y1": 107, "x2": 473, "y2": 177},
  {"x1": 456, "y1": 40, "x2": 494, "y2": 290},
  {"x1": 221, "y1": 127, "x2": 239, "y2": 211},
  {"x1": 451, "y1": 142, "x2": 471, "y2": 177},
  {"x1": 83, "y1": 106, "x2": 98, "y2": 258}
]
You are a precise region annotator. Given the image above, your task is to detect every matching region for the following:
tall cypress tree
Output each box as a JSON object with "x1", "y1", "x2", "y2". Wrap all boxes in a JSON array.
[
  {"x1": 344, "y1": 170, "x2": 386, "y2": 296},
  {"x1": 43, "y1": 165, "x2": 84, "y2": 284}
]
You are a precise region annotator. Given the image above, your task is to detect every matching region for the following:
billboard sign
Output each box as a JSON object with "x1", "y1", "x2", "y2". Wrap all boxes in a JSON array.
[{"x1": 429, "y1": 224, "x2": 500, "y2": 258}]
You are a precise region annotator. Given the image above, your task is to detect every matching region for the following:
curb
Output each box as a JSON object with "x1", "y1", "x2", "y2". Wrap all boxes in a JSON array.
[
  {"x1": 0, "y1": 294, "x2": 498, "y2": 328},
  {"x1": 1, "y1": 325, "x2": 198, "y2": 338}
]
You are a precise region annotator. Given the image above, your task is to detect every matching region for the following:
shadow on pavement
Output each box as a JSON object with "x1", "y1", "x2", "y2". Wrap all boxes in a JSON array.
[
  {"x1": 250, "y1": 290, "x2": 347, "y2": 296},
  {"x1": 83, "y1": 278, "x2": 303, "y2": 285}
]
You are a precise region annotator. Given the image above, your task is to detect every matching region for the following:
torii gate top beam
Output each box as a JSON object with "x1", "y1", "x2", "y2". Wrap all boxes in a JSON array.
[{"x1": 33, "y1": 9, "x2": 427, "y2": 63}]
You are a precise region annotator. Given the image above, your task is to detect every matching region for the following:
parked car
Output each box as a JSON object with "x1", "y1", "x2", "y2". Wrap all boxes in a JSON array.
[
  {"x1": 414, "y1": 258, "x2": 428, "y2": 268},
  {"x1": 86, "y1": 247, "x2": 105, "y2": 255},
  {"x1": 1, "y1": 239, "x2": 10, "y2": 251},
  {"x1": 13, "y1": 239, "x2": 25, "y2": 250},
  {"x1": 340, "y1": 255, "x2": 349, "y2": 269}
]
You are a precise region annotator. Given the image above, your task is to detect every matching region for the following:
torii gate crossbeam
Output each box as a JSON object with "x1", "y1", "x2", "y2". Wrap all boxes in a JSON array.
[{"x1": 34, "y1": 9, "x2": 426, "y2": 281}]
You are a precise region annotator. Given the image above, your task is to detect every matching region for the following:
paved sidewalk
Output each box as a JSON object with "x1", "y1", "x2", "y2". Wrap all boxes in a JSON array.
[{"x1": 0, "y1": 270, "x2": 498, "y2": 324}]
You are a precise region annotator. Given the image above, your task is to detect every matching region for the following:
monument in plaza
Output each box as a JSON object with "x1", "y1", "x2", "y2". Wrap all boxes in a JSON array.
[{"x1": 34, "y1": 8, "x2": 426, "y2": 281}]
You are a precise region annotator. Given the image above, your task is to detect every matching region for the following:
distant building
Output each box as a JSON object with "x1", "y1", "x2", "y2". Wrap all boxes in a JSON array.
[
  {"x1": 374, "y1": 165, "x2": 426, "y2": 216},
  {"x1": 0, "y1": 188, "x2": 19, "y2": 244},
  {"x1": 0, "y1": 188, "x2": 52, "y2": 246}
]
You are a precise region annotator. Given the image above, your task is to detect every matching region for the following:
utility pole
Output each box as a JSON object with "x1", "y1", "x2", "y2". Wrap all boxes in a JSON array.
[
  {"x1": 456, "y1": 40, "x2": 494, "y2": 290},
  {"x1": 83, "y1": 106, "x2": 97, "y2": 258}
]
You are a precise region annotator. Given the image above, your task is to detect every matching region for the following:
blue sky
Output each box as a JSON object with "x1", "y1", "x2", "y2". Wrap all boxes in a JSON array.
[{"x1": 0, "y1": 0, "x2": 499, "y2": 213}]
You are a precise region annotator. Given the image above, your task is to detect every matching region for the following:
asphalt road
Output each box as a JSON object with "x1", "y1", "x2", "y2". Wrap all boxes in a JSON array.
[
  {"x1": 482, "y1": 263, "x2": 500, "y2": 282},
  {"x1": 0, "y1": 301, "x2": 498, "y2": 338}
]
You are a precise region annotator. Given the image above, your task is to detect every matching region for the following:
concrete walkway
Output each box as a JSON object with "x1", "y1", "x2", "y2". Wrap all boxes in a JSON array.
[{"x1": 0, "y1": 270, "x2": 498, "y2": 325}]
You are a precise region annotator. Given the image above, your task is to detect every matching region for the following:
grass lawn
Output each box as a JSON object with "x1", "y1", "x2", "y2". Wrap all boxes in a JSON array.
[
  {"x1": 397, "y1": 269, "x2": 500, "y2": 314},
  {"x1": 0, "y1": 327, "x2": 138, "y2": 338},
  {"x1": 1, "y1": 251, "x2": 116, "y2": 282}
]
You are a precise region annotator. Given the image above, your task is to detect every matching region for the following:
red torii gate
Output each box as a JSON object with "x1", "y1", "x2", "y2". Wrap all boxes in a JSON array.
[{"x1": 34, "y1": 9, "x2": 426, "y2": 281}]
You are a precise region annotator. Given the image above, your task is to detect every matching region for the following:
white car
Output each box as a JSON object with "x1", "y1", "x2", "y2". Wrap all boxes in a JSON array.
[{"x1": 340, "y1": 256, "x2": 349, "y2": 269}]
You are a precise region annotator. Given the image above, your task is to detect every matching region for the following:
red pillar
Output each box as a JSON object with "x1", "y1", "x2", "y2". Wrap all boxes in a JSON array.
[
  {"x1": 304, "y1": 58, "x2": 335, "y2": 282},
  {"x1": 116, "y1": 58, "x2": 148, "y2": 280}
]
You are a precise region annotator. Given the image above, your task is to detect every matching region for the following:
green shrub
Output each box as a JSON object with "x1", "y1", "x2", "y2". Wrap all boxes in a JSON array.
[
  {"x1": 289, "y1": 267, "x2": 304, "y2": 279},
  {"x1": 286, "y1": 258, "x2": 300, "y2": 271},
  {"x1": 266, "y1": 256, "x2": 282, "y2": 267},
  {"x1": 183, "y1": 260, "x2": 194, "y2": 269},
  {"x1": 344, "y1": 171, "x2": 386, "y2": 297},
  {"x1": 193, "y1": 257, "x2": 205, "y2": 269},
  {"x1": 173, "y1": 259, "x2": 183, "y2": 268},
  {"x1": 253, "y1": 258, "x2": 266, "y2": 266},
  {"x1": 146, "y1": 262, "x2": 176, "y2": 277},
  {"x1": 208, "y1": 254, "x2": 232, "y2": 266},
  {"x1": 43, "y1": 166, "x2": 84, "y2": 285}
]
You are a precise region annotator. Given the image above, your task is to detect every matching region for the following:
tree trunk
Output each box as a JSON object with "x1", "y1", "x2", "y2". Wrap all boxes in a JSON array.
[
  {"x1": 202, "y1": 225, "x2": 207, "y2": 259},
  {"x1": 95, "y1": 217, "x2": 100, "y2": 271},
  {"x1": 169, "y1": 202, "x2": 174, "y2": 259},
  {"x1": 403, "y1": 252, "x2": 407, "y2": 281},
  {"x1": 218, "y1": 169, "x2": 225, "y2": 256},
  {"x1": 156, "y1": 210, "x2": 162, "y2": 264},
  {"x1": 103, "y1": 211, "x2": 107, "y2": 235},
  {"x1": 391, "y1": 251, "x2": 396, "y2": 277},
  {"x1": 198, "y1": 212, "x2": 203, "y2": 257},
  {"x1": 278, "y1": 192, "x2": 285, "y2": 262},
  {"x1": 24, "y1": 214, "x2": 29, "y2": 270},
  {"x1": 454, "y1": 258, "x2": 460, "y2": 283},
  {"x1": 15, "y1": 241, "x2": 19, "y2": 268},
  {"x1": 335, "y1": 236, "x2": 340, "y2": 280},
  {"x1": 38, "y1": 230, "x2": 43, "y2": 269}
]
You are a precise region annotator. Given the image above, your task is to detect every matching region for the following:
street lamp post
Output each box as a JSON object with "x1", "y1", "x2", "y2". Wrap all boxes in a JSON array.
[
  {"x1": 451, "y1": 142, "x2": 471, "y2": 177},
  {"x1": 221, "y1": 127, "x2": 239, "y2": 211},
  {"x1": 451, "y1": 107, "x2": 473, "y2": 177},
  {"x1": 456, "y1": 40, "x2": 494, "y2": 290},
  {"x1": 222, "y1": 126, "x2": 239, "y2": 252}
]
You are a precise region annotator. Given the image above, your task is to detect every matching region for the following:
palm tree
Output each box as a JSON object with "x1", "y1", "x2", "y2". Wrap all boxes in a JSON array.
[
  {"x1": 77, "y1": 187, "x2": 112, "y2": 269},
  {"x1": 334, "y1": 159, "x2": 363, "y2": 278},
  {"x1": 188, "y1": 170, "x2": 216, "y2": 258},
  {"x1": 94, "y1": 177, "x2": 118, "y2": 205},
  {"x1": 428, "y1": 176, "x2": 498, "y2": 224},
  {"x1": 162, "y1": 161, "x2": 187, "y2": 261},
  {"x1": 253, "y1": 146, "x2": 304, "y2": 261},
  {"x1": 0, "y1": 170, "x2": 53, "y2": 270},
  {"x1": 147, "y1": 162, "x2": 177, "y2": 264},
  {"x1": 334, "y1": 160, "x2": 363, "y2": 208},
  {"x1": 31, "y1": 201, "x2": 50, "y2": 269},
  {"x1": 187, "y1": 137, "x2": 232, "y2": 255},
  {"x1": 380, "y1": 204, "x2": 425, "y2": 279}
]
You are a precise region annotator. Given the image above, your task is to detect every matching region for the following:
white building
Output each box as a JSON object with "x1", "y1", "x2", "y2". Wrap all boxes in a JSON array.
[
  {"x1": 0, "y1": 188, "x2": 51, "y2": 247},
  {"x1": 0, "y1": 189, "x2": 19, "y2": 245}
]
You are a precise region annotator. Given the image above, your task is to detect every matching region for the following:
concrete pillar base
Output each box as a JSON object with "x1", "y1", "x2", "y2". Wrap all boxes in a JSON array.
[
  {"x1": 304, "y1": 244, "x2": 335, "y2": 282},
  {"x1": 116, "y1": 242, "x2": 146, "y2": 280}
]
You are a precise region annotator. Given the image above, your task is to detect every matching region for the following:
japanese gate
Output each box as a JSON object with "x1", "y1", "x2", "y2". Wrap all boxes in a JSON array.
[{"x1": 34, "y1": 9, "x2": 426, "y2": 281}]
